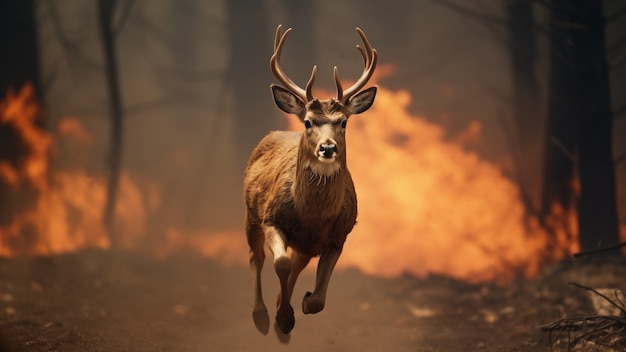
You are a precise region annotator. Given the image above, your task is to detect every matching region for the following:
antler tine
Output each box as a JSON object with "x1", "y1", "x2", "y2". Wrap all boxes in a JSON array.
[
  {"x1": 270, "y1": 25, "x2": 317, "y2": 102},
  {"x1": 333, "y1": 66, "x2": 343, "y2": 101},
  {"x1": 274, "y1": 24, "x2": 283, "y2": 50},
  {"x1": 305, "y1": 66, "x2": 317, "y2": 102},
  {"x1": 335, "y1": 27, "x2": 378, "y2": 104}
]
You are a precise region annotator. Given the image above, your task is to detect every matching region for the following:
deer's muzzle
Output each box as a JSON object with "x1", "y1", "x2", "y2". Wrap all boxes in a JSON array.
[{"x1": 318, "y1": 143, "x2": 338, "y2": 159}]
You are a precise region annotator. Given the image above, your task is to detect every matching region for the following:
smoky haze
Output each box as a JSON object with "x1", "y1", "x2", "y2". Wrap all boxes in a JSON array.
[{"x1": 15, "y1": 0, "x2": 626, "y2": 253}]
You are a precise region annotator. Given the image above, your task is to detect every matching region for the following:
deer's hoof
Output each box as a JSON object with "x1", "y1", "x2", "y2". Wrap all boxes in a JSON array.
[
  {"x1": 252, "y1": 305, "x2": 270, "y2": 335},
  {"x1": 302, "y1": 291, "x2": 325, "y2": 314},
  {"x1": 276, "y1": 305, "x2": 295, "y2": 334}
]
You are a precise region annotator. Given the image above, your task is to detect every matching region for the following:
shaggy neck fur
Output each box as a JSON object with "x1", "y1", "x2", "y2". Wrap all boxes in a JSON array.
[{"x1": 293, "y1": 146, "x2": 347, "y2": 219}]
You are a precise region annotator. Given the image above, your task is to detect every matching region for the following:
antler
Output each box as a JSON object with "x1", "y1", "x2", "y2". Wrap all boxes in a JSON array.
[
  {"x1": 334, "y1": 27, "x2": 378, "y2": 104},
  {"x1": 270, "y1": 25, "x2": 317, "y2": 102}
]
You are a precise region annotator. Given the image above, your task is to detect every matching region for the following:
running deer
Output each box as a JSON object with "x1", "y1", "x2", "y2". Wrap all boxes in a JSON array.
[{"x1": 244, "y1": 25, "x2": 377, "y2": 335}]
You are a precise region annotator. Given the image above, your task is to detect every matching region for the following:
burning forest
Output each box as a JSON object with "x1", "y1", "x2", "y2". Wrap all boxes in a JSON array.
[
  {"x1": 1, "y1": 0, "x2": 626, "y2": 351},
  {"x1": 0, "y1": 76, "x2": 582, "y2": 282}
]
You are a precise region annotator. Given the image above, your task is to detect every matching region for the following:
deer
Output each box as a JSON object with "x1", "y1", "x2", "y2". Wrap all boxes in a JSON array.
[{"x1": 243, "y1": 25, "x2": 377, "y2": 336}]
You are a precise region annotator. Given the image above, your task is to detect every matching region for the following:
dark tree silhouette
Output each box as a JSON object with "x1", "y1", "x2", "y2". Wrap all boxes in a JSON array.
[
  {"x1": 433, "y1": 1, "x2": 544, "y2": 220},
  {"x1": 540, "y1": 0, "x2": 578, "y2": 243},
  {"x1": 505, "y1": 0, "x2": 542, "y2": 214},
  {"x1": 98, "y1": 0, "x2": 125, "y2": 247},
  {"x1": 570, "y1": 0, "x2": 619, "y2": 252},
  {"x1": 542, "y1": 0, "x2": 620, "y2": 253},
  {"x1": 0, "y1": 0, "x2": 42, "y2": 226},
  {"x1": 0, "y1": 1, "x2": 41, "y2": 96}
]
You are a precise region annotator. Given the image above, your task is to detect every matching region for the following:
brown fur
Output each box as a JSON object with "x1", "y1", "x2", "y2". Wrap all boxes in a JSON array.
[{"x1": 244, "y1": 125, "x2": 357, "y2": 258}]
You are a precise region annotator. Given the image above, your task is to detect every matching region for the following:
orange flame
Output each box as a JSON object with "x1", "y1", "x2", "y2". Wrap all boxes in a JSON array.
[
  {"x1": 0, "y1": 85, "x2": 155, "y2": 256},
  {"x1": 287, "y1": 77, "x2": 573, "y2": 282},
  {"x1": 1, "y1": 81, "x2": 582, "y2": 283}
]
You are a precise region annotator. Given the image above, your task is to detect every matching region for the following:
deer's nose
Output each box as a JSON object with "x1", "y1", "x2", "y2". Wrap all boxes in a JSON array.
[{"x1": 319, "y1": 143, "x2": 338, "y2": 158}]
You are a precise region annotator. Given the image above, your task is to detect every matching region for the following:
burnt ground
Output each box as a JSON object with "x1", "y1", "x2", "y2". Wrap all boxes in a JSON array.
[{"x1": 0, "y1": 250, "x2": 624, "y2": 352}]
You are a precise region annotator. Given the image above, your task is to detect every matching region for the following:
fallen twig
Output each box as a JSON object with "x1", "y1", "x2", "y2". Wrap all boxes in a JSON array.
[{"x1": 541, "y1": 283, "x2": 626, "y2": 351}]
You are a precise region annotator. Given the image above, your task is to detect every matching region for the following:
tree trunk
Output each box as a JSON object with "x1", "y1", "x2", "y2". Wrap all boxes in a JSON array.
[
  {"x1": 98, "y1": 0, "x2": 125, "y2": 248},
  {"x1": 570, "y1": 0, "x2": 620, "y2": 252},
  {"x1": 506, "y1": 0, "x2": 543, "y2": 213},
  {"x1": 0, "y1": 0, "x2": 42, "y2": 226},
  {"x1": 541, "y1": 0, "x2": 578, "y2": 239},
  {"x1": 0, "y1": 0, "x2": 41, "y2": 96}
]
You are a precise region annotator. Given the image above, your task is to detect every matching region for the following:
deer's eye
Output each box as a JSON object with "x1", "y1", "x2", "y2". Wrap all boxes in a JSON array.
[
  {"x1": 304, "y1": 120, "x2": 312, "y2": 129},
  {"x1": 341, "y1": 120, "x2": 347, "y2": 128}
]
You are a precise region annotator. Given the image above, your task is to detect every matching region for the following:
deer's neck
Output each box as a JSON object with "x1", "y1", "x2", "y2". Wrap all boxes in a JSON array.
[{"x1": 293, "y1": 156, "x2": 346, "y2": 219}]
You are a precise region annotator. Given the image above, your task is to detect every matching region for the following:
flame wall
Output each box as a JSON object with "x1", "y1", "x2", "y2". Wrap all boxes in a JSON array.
[{"x1": 286, "y1": 83, "x2": 572, "y2": 282}]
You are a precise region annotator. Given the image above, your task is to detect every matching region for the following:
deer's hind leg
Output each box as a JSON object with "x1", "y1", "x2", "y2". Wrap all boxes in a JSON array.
[{"x1": 246, "y1": 214, "x2": 269, "y2": 335}]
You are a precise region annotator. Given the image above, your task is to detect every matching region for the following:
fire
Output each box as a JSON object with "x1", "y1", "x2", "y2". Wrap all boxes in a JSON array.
[
  {"x1": 287, "y1": 75, "x2": 573, "y2": 282},
  {"x1": 1, "y1": 81, "x2": 578, "y2": 282},
  {"x1": 0, "y1": 85, "x2": 153, "y2": 256},
  {"x1": 0, "y1": 85, "x2": 246, "y2": 260}
]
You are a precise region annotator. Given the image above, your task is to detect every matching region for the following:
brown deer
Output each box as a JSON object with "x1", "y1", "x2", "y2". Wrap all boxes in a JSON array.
[{"x1": 243, "y1": 25, "x2": 377, "y2": 336}]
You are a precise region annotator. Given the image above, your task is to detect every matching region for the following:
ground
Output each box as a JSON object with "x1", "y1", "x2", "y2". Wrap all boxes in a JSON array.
[{"x1": 0, "y1": 249, "x2": 624, "y2": 352}]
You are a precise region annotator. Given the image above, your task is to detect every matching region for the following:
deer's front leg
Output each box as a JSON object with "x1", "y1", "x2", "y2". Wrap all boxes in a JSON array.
[
  {"x1": 264, "y1": 225, "x2": 295, "y2": 334},
  {"x1": 302, "y1": 246, "x2": 342, "y2": 314}
]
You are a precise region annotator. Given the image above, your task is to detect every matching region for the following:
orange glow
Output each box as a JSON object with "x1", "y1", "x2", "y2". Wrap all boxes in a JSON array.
[
  {"x1": 0, "y1": 81, "x2": 582, "y2": 282},
  {"x1": 0, "y1": 85, "x2": 154, "y2": 256},
  {"x1": 286, "y1": 75, "x2": 574, "y2": 282}
]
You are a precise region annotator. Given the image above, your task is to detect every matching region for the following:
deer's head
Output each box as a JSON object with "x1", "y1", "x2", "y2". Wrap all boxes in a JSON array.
[{"x1": 270, "y1": 25, "x2": 377, "y2": 177}]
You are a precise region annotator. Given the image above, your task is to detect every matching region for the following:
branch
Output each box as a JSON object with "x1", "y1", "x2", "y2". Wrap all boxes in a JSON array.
[
  {"x1": 47, "y1": 2, "x2": 100, "y2": 70},
  {"x1": 124, "y1": 96, "x2": 180, "y2": 116},
  {"x1": 151, "y1": 67, "x2": 222, "y2": 82},
  {"x1": 573, "y1": 242, "x2": 626, "y2": 258},
  {"x1": 531, "y1": 0, "x2": 563, "y2": 13},
  {"x1": 606, "y1": 5, "x2": 626, "y2": 23},
  {"x1": 567, "y1": 283, "x2": 626, "y2": 317},
  {"x1": 431, "y1": 0, "x2": 506, "y2": 25},
  {"x1": 132, "y1": 12, "x2": 176, "y2": 48},
  {"x1": 549, "y1": 135, "x2": 576, "y2": 162},
  {"x1": 113, "y1": 0, "x2": 135, "y2": 36},
  {"x1": 541, "y1": 283, "x2": 626, "y2": 350}
]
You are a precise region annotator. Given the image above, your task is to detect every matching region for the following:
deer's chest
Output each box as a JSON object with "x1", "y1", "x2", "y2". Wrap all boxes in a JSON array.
[
  {"x1": 284, "y1": 218, "x2": 349, "y2": 257},
  {"x1": 271, "y1": 202, "x2": 356, "y2": 257}
]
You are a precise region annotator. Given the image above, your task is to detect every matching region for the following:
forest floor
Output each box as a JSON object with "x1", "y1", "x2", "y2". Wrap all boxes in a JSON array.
[{"x1": 0, "y1": 249, "x2": 625, "y2": 352}]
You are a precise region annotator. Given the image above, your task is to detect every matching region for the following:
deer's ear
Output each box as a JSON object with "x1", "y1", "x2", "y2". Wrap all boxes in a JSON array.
[
  {"x1": 271, "y1": 85, "x2": 305, "y2": 116},
  {"x1": 346, "y1": 86, "x2": 377, "y2": 115}
]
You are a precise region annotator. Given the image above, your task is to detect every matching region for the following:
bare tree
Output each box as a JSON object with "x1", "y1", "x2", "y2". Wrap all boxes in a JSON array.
[
  {"x1": 0, "y1": 0, "x2": 42, "y2": 227},
  {"x1": 541, "y1": 0, "x2": 620, "y2": 253},
  {"x1": 540, "y1": 0, "x2": 578, "y2": 244},
  {"x1": 571, "y1": 0, "x2": 619, "y2": 252},
  {"x1": 98, "y1": 0, "x2": 125, "y2": 247},
  {"x1": 433, "y1": 0, "x2": 544, "y2": 220},
  {"x1": 505, "y1": 0, "x2": 542, "y2": 213}
]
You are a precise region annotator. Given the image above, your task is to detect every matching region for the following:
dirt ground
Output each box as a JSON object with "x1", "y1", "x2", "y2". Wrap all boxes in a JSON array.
[{"x1": 0, "y1": 249, "x2": 624, "y2": 352}]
